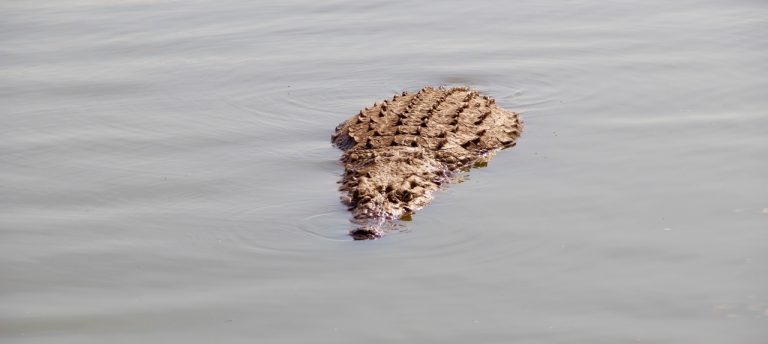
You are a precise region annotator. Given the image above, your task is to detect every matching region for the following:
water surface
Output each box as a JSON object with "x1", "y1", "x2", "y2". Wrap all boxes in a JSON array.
[{"x1": 1, "y1": 0, "x2": 767, "y2": 343}]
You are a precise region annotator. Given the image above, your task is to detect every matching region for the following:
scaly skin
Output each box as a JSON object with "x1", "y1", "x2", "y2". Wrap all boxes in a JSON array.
[{"x1": 331, "y1": 87, "x2": 523, "y2": 239}]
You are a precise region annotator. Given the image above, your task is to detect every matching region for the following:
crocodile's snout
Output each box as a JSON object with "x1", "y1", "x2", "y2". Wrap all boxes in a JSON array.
[{"x1": 349, "y1": 227, "x2": 383, "y2": 241}]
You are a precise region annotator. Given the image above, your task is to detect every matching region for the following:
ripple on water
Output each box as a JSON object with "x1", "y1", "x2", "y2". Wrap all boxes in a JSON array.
[
  {"x1": 427, "y1": 68, "x2": 567, "y2": 114},
  {"x1": 297, "y1": 211, "x2": 357, "y2": 242},
  {"x1": 221, "y1": 83, "x2": 357, "y2": 133}
]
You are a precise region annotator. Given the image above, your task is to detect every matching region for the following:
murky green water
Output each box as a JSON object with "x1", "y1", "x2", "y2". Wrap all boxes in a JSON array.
[{"x1": 1, "y1": 0, "x2": 767, "y2": 343}]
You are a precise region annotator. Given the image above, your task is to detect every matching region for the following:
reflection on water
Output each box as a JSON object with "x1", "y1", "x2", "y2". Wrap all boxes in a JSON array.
[{"x1": 1, "y1": 0, "x2": 767, "y2": 343}]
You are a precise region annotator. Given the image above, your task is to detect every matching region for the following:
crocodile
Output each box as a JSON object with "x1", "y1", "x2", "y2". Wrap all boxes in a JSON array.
[{"x1": 331, "y1": 86, "x2": 523, "y2": 240}]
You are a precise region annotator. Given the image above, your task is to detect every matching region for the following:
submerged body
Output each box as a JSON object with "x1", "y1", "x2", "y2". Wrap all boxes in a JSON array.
[{"x1": 332, "y1": 87, "x2": 523, "y2": 239}]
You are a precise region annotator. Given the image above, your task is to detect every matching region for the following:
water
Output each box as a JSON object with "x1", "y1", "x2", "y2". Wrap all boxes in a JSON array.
[{"x1": 1, "y1": 0, "x2": 767, "y2": 342}]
